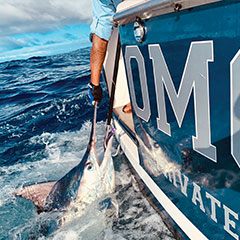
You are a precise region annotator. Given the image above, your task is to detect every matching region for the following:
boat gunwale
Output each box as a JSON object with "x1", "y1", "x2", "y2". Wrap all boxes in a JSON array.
[{"x1": 112, "y1": 0, "x2": 223, "y2": 25}]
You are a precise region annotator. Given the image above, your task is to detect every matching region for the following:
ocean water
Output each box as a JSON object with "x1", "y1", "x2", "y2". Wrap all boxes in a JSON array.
[{"x1": 0, "y1": 48, "x2": 174, "y2": 239}]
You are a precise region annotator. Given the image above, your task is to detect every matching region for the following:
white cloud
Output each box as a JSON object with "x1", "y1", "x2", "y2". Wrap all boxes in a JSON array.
[
  {"x1": 0, "y1": 38, "x2": 91, "y2": 63},
  {"x1": 0, "y1": 0, "x2": 92, "y2": 36}
]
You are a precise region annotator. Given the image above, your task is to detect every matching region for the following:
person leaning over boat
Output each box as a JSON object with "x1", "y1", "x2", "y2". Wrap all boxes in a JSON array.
[{"x1": 88, "y1": 0, "x2": 131, "y2": 113}]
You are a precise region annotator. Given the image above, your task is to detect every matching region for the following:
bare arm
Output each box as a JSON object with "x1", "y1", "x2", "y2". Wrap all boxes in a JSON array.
[{"x1": 90, "y1": 34, "x2": 108, "y2": 86}]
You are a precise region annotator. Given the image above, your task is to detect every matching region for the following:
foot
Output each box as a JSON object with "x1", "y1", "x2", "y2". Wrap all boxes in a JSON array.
[{"x1": 122, "y1": 103, "x2": 132, "y2": 114}]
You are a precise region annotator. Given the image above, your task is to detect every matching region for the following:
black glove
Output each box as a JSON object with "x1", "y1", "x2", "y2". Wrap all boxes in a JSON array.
[{"x1": 88, "y1": 82, "x2": 103, "y2": 104}]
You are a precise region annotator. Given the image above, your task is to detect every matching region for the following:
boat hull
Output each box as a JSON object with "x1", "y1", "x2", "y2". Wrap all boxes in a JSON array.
[{"x1": 116, "y1": 1, "x2": 240, "y2": 239}]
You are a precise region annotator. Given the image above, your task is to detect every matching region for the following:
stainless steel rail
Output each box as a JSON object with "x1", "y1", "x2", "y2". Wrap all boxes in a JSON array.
[{"x1": 112, "y1": 0, "x2": 222, "y2": 25}]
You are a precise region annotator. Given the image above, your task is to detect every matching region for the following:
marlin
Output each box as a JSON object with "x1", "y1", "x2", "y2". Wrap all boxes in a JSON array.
[{"x1": 15, "y1": 103, "x2": 115, "y2": 232}]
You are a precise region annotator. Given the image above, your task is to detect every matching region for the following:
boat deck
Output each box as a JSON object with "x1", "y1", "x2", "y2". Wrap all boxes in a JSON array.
[{"x1": 113, "y1": 106, "x2": 135, "y2": 133}]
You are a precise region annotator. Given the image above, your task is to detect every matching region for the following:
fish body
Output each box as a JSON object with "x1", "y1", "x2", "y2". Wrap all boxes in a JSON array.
[{"x1": 15, "y1": 104, "x2": 116, "y2": 235}]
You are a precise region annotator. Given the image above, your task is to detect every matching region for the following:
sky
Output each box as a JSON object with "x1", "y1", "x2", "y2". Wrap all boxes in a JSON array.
[{"x1": 0, "y1": 0, "x2": 92, "y2": 62}]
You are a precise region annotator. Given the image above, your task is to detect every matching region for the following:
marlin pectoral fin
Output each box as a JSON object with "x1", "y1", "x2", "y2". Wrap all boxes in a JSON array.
[{"x1": 15, "y1": 181, "x2": 56, "y2": 213}]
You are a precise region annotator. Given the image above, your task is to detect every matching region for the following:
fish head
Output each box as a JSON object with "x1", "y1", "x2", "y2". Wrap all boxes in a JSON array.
[
  {"x1": 76, "y1": 137, "x2": 115, "y2": 204},
  {"x1": 76, "y1": 147, "x2": 102, "y2": 204},
  {"x1": 15, "y1": 135, "x2": 115, "y2": 213}
]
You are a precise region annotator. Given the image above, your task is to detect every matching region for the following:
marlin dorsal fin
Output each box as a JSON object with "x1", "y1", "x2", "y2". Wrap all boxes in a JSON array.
[{"x1": 15, "y1": 181, "x2": 56, "y2": 213}]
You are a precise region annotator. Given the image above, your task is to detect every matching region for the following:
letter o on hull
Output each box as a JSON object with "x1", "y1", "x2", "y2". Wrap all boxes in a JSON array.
[{"x1": 125, "y1": 46, "x2": 151, "y2": 122}]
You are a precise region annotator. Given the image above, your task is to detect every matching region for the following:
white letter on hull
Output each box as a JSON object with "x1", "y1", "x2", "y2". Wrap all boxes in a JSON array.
[
  {"x1": 223, "y1": 204, "x2": 239, "y2": 240},
  {"x1": 125, "y1": 46, "x2": 151, "y2": 122},
  {"x1": 192, "y1": 182, "x2": 205, "y2": 213},
  {"x1": 231, "y1": 50, "x2": 240, "y2": 168},
  {"x1": 205, "y1": 192, "x2": 221, "y2": 223},
  {"x1": 149, "y1": 41, "x2": 217, "y2": 162},
  {"x1": 177, "y1": 171, "x2": 189, "y2": 197}
]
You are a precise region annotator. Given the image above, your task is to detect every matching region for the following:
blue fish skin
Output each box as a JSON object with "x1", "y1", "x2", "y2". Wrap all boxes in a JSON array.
[
  {"x1": 44, "y1": 104, "x2": 98, "y2": 212},
  {"x1": 15, "y1": 103, "x2": 115, "y2": 237},
  {"x1": 44, "y1": 152, "x2": 88, "y2": 211}
]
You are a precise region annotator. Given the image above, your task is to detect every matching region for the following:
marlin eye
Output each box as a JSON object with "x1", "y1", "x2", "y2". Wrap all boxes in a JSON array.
[{"x1": 86, "y1": 162, "x2": 93, "y2": 171}]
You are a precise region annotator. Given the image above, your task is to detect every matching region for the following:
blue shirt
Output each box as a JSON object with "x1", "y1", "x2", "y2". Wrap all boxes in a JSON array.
[{"x1": 91, "y1": 0, "x2": 121, "y2": 41}]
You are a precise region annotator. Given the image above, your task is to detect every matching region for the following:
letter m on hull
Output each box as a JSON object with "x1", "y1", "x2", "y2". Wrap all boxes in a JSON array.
[{"x1": 149, "y1": 41, "x2": 217, "y2": 162}]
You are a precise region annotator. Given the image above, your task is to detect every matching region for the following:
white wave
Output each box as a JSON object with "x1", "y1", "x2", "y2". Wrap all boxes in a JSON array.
[
  {"x1": 0, "y1": 121, "x2": 106, "y2": 208},
  {"x1": 0, "y1": 121, "x2": 175, "y2": 239},
  {"x1": 101, "y1": 153, "x2": 175, "y2": 240}
]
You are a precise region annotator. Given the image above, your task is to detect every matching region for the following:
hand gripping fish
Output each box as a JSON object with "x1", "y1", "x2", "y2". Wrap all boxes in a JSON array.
[{"x1": 15, "y1": 103, "x2": 115, "y2": 228}]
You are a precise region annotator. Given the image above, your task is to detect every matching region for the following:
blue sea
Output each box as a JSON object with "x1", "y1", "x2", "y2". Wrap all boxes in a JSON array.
[{"x1": 0, "y1": 48, "x2": 174, "y2": 239}]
